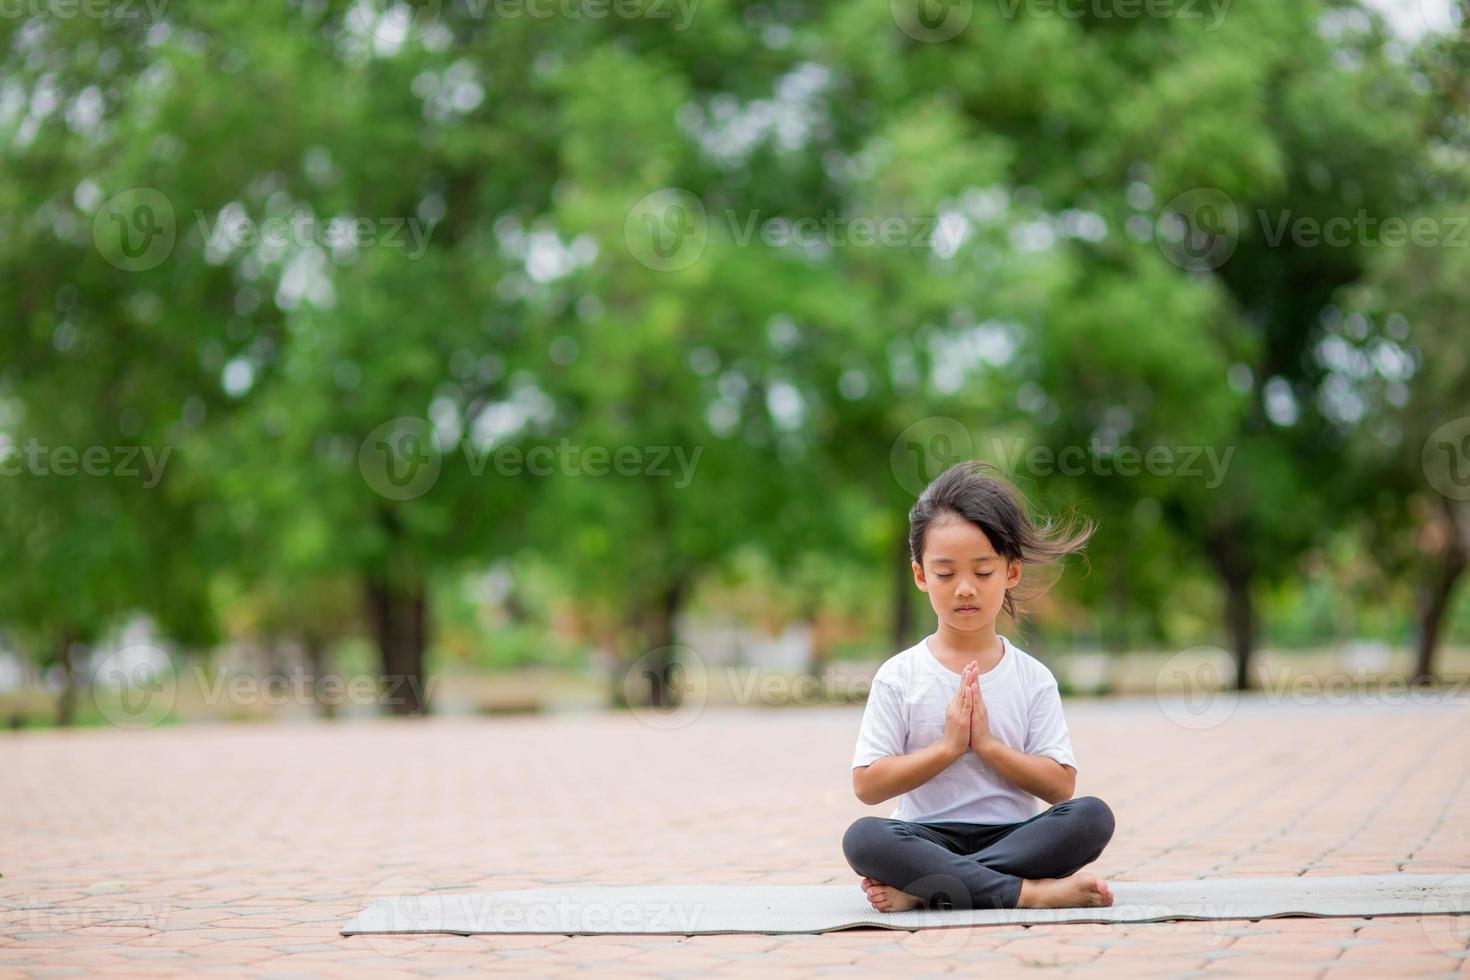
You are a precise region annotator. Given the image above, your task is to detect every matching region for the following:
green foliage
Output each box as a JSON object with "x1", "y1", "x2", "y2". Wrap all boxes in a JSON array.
[{"x1": 1, "y1": 0, "x2": 1464, "y2": 710}]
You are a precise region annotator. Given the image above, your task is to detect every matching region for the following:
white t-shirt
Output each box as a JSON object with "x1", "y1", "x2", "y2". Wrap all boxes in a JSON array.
[{"x1": 851, "y1": 633, "x2": 1077, "y2": 825}]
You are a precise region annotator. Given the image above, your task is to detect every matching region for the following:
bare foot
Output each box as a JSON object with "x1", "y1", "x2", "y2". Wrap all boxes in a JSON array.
[
  {"x1": 1017, "y1": 872, "x2": 1113, "y2": 909},
  {"x1": 857, "y1": 876, "x2": 924, "y2": 913}
]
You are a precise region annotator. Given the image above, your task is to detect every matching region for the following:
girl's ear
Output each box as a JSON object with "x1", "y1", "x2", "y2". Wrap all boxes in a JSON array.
[
  {"x1": 1006, "y1": 557, "x2": 1022, "y2": 589},
  {"x1": 911, "y1": 559, "x2": 928, "y2": 592}
]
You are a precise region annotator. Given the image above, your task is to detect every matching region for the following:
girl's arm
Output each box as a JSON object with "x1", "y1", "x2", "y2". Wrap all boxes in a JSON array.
[
  {"x1": 972, "y1": 738, "x2": 1076, "y2": 805},
  {"x1": 853, "y1": 739, "x2": 965, "y2": 805},
  {"x1": 968, "y1": 672, "x2": 1078, "y2": 804},
  {"x1": 853, "y1": 667, "x2": 975, "y2": 805}
]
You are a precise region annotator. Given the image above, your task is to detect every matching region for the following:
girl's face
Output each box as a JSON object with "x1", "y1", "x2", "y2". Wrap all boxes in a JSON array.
[{"x1": 911, "y1": 514, "x2": 1022, "y2": 632}]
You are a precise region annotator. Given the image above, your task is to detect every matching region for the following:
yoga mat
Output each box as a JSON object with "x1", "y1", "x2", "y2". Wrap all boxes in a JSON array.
[{"x1": 341, "y1": 874, "x2": 1468, "y2": 936}]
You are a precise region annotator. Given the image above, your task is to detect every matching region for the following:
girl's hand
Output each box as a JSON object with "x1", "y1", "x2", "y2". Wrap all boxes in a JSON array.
[
  {"x1": 941, "y1": 662, "x2": 978, "y2": 760},
  {"x1": 968, "y1": 670, "x2": 993, "y2": 754}
]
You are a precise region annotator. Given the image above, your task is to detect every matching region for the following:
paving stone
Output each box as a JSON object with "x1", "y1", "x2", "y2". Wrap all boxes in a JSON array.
[{"x1": 4, "y1": 702, "x2": 1468, "y2": 974}]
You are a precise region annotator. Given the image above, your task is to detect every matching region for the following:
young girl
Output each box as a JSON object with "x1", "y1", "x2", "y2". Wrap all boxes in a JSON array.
[{"x1": 844, "y1": 459, "x2": 1115, "y2": 913}]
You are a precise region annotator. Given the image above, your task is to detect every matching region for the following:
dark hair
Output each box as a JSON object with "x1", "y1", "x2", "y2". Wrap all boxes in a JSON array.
[{"x1": 908, "y1": 460, "x2": 1095, "y2": 621}]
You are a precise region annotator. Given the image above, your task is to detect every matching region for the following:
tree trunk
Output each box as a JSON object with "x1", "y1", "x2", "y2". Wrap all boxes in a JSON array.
[
  {"x1": 1223, "y1": 572, "x2": 1256, "y2": 690},
  {"x1": 1208, "y1": 525, "x2": 1257, "y2": 689},
  {"x1": 610, "y1": 578, "x2": 689, "y2": 710},
  {"x1": 304, "y1": 634, "x2": 337, "y2": 720},
  {"x1": 363, "y1": 576, "x2": 428, "y2": 716},
  {"x1": 642, "y1": 578, "x2": 687, "y2": 709},
  {"x1": 1107, "y1": 562, "x2": 1130, "y2": 655},
  {"x1": 892, "y1": 530, "x2": 914, "y2": 651},
  {"x1": 363, "y1": 509, "x2": 429, "y2": 716},
  {"x1": 55, "y1": 628, "x2": 79, "y2": 727},
  {"x1": 1413, "y1": 500, "x2": 1468, "y2": 684},
  {"x1": 805, "y1": 608, "x2": 828, "y2": 678}
]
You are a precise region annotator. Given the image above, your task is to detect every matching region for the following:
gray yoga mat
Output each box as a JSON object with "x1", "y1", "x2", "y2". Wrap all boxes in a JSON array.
[{"x1": 341, "y1": 874, "x2": 1468, "y2": 936}]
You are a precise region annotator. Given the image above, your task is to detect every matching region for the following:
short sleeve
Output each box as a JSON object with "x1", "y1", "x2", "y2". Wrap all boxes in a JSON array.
[
  {"x1": 852, "y1": 676, "x2": 905, "y2": 768},
  {"x1": 1024, "y1": 674, "x2": 1077, "y2": 770}
]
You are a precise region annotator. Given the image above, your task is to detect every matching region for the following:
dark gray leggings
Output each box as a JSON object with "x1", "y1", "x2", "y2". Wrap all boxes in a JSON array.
[{"x1": 841, "y1": 796, "x2": 1115, "y2": 910}]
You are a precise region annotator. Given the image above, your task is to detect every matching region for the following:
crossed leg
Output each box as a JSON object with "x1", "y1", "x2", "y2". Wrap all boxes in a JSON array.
[{"x1": 842, "y1": 796, "x2": 1116, "y2": 912}]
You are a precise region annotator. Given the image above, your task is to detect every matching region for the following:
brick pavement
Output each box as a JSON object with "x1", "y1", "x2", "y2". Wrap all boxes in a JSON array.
[{"x1": 2, "y1": 695, "x2": 1468, "y2": 977}]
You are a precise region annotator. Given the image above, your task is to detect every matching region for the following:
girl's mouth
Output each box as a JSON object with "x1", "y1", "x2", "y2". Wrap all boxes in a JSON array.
[{"x1": 956, "y1": 606, "x2": 979, "y2": 613}]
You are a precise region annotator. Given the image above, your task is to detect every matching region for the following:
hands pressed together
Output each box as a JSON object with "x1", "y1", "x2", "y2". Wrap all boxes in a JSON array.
[{"x1": 942, "y1": 661, "x2": 994, "y2": 760}]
